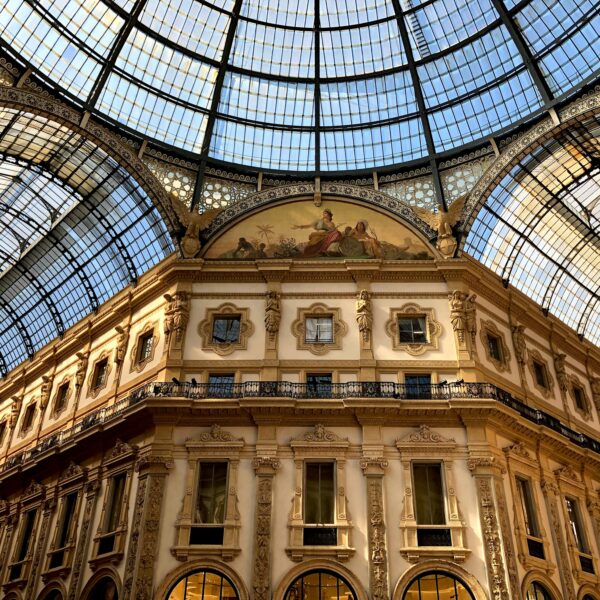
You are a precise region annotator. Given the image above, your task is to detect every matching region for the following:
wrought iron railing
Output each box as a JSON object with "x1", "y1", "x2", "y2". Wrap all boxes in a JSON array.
[{"x1": 2, "y1": 380, "x2": 600, "y2": 473}]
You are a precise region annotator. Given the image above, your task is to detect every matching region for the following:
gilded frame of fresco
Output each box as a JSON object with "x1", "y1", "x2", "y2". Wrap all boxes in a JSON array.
[
  {"x1": 87, "y1": 351, "x2": 112, "y2": 400},
  {"x1": 51, "y1": 376, "x2": 72, "y2": 420},
  {"x1": 527, "y1": 349, "x2": 555, "y2": 399},
  {"x1": 503, "y1": 442, "x2": 553, "y2": 573},
  {"x1": 396, "y1": 425, "x2": 469, "y2": 563},
  {"x1": 568, "y1": 374, "x2": 592, "y2": 421},
  {"x1": 198, "y1": 303, "x2": 254, "y2": 356},
  {"x1": 129, "y1": 321, "x2": 159, "y2": 374},
  {"x1": 384, "y1": 303, "x2": 442, "y2": 356},
  {"x1": 479, "y1": 319, "x2": 512, "y2": 373},
  {"x1": 173, "y1": 425, "x2": 243, "y2": 562},
  {"x1": 286, "y1": 425, "x2": 354, "y2": 562},
  {"x1": 291, "y1": 303, "x2": 348, "y2": 356}
]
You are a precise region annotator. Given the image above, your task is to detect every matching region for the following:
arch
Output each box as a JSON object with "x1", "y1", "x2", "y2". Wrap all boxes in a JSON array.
[
  {"x1": 459, "y1": 87, "x2": 600, "y2": 237},
  {"x1": 202, "y1": 183, "x2": 436, "y2": 244},
  {"x1": 392, "y1": 561, "x2": 488, "y2": 600},
  {"x1": 36, "y1": 581, "x2": 67, "y2": 600},
  {"x1": 154, "y1": 559, "x2": 249, "y2": 600},
  {"x1": 80, "y1": 567, "x2": 122, "y2": 600},
  {"x1": 0, "y1": 86, "x2": 178, "y2": 234},
  {"x1": 521, "y1": 570, "x2": 562, "y2": 600},
  {"x1": 273, "y1": 559, "x2": 368, "y2": 600},
  {"x1": 579, "y1": 583, "x2": 600, "y2": 600}
]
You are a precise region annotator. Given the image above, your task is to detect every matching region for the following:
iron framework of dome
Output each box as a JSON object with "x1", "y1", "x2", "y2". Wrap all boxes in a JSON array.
[{"x1": 0, "y1": 0, "x2": 598, "y2": 178}]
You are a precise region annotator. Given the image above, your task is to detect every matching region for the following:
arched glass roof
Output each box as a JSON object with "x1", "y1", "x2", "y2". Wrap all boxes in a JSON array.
[
  {"x1": 0, "y1": 108, "x2": 174, "y2": 375},
  {"x1": 0, "y1": 0, "x2": 598, "y2": 173},
  {"x1": 465, "y1": 113, "x2": 600, "y2": 346}
]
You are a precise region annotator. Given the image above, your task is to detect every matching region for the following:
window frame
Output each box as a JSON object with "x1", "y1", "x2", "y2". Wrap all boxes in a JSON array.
[
  {"x1": 287, "y1": 425, "x2": 353, "y2": 561},
  {"x1": 479, "y1": 319, "x2": 512, "y2": 373},
  {"x1": 527, "y1": 349, "x2": 555, "y2": 399},
  {"x1": 199, "y1": 303, "x2": 254, "y2": 356},
  {"x1": 291, "y1": 303, "x2": 348, "y2": 356},
  {"x1": 385, "y1": 303, "x2": 442, "y2": 355},
  {"x1": 568, "y1": 374, "x2": 592, "y2": 421},
  {"x1": 87, "y1": 351, "x2": 112, "y2": 399},
  {"x1": 52, "y1": 378, "x2": 71, "y2": 419},
  {"x1": 130, "y1": 321, "x2": 160, "y2": 373},
  {"x1": 19, "y1": 401, "x2": 37, "y2": 436},
  {"x1": 304, "y1": 315, "x2": 334, "y2": 344},
  {"x1": 396, "y1": 425, "x2": 469, "y2": 562},
  {"x1": 174, "y1": 425, "x2": 244, "y2": 561}
]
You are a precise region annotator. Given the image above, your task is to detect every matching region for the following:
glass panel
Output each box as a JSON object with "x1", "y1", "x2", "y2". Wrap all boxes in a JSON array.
[
  {"x1": 196, "y1": 462, "x2": 228, "y2": 524},
  {"x1": 399, "y1": 317, "x2": 427, "y2": 343},
  {"x1": 565, "y1": 497, "x2": 587, "y2": 552},
  {"x1": 305, "y1": 317, "x2": 333, "y2": 343},
  {"x1": 413, "y1": 464, "x2": 445, "y2": 525},
  {"x1": 305, "y1": 463, "x2": 335, "y2": 524},
  {"x1": 105, "y1": 473, "x2": 126, "y2": 533},
  {"x1": 212, "y1": 317, "x2": 241, "y2": 343},
  {"x1": 517, "y1": 478, "x2": 539, "y2": 537}
]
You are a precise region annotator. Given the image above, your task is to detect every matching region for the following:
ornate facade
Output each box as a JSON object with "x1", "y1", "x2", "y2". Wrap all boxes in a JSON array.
[{"x1": 0, "y1": 185, "x2": 599, "y2": 600}]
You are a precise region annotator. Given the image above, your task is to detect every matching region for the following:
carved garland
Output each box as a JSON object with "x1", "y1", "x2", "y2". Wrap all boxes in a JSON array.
[
  {"x1": 479, "y1": 319, "x2": 512, "y2": 373},
  {"x1": 291, "y1": 303, "x2": 348, "y2": 356},
  {"x1": 198, "y1": 303, "x2": 254, "y2": 356},
  {"x1": 385, "y1": 303, "x2": 442, "y2": 355}
]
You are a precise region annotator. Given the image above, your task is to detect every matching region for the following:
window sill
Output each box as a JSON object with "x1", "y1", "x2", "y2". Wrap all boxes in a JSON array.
[
  {"x1": 41, "y1": 564, "x2": 72, "y2": 582},
  {"x1": 171, "y1": 545, "x2": 241, "y2": 562},
  {"x1": 88, "y1": 550, "x2": 124, "y2": 571},
  {"x1": 285, "y1": 545, "x2": 356, "y2": 562},
  {"x1": 400, "y1": 546, "x2": 471, "y2": 563}
]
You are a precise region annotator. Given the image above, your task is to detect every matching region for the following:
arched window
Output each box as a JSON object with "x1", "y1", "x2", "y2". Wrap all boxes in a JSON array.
[
  {"x1": 85, "y1": 577, "x2": 118, "y2": 600},
  {"x1": 40, "y1": 591, "x2": 63, "y2": 600},
  {"x1": 403, "y1": 572, "x2": 475, "y2": 600},
  {"x1": 284, "y1": 570, "x2": 356, "y2": 600},
  {"x1": 525, "y1": 582, "x2": 553, "y2": 600},
  {"x1": 167, "y1": 570, "x2": 239, "y2": 600}
]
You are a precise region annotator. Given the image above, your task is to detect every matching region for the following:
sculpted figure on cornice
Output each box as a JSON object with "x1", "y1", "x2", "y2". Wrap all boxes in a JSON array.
[
  {"x1": 264, "y1": 291, "x2": 281, "y2": 337},
  {"x1": 75, "y1": 352, "x2": 88, "y2": 388},
  {"x1": 554, "y1": 353, "x2": 568, "y2": 394},
  {"x1": 40, "y1": 375, "x2": 53, "y2": 412},
  {"x1": 9, "y1": 396, "x2": 22, "y2": 429},
  {"x1": 114, "y1": 325, "x2": 128, "y2": 364},
  {"x1": 164, "y1": 291, "x2": 190, "y2": 348},
  {"x1": 448, "y1": 291, "x2": 477, "y2": 344},
  {"x1": 356, "y1": 290, "x2": 372, "y2": 343},
  {"x1": 511, "y1": 324, "x2": 527, "y2": 365}
]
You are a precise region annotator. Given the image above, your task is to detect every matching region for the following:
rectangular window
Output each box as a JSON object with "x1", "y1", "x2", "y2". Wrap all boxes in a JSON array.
[
  {"x1": 405, "y1": 374, "x2": 432, "y2": 399},
  {"x1": 10, "y1": 508, "x2": 37, "y2": 581},
  {"x1": 207, "y1": 374, "x2": 235, "y2": 397},
  {"x1": 487, "y1": 334, "x2": 502, "y2": 361},
  {"x1": 92, "y1": 359, "x2": 108, "y2": 390},
  {"x1": 190, "y1": 462, "x2": 228, "y2": 545},
  {"x1": 565, "y1": 497, "x2": 587, "y2": 553},
  {"x1": 533, "y1": 361, "x2": 548, "y2": 388},
  {"x1": 54, "y1": 383, "x2": 69, "y2": 414},
  {"x1": 21, "y1": 403, "x2": 36, "y2": 432},
  {"x1": 98, "y1": 473, "x2": 126, "y2": 555},
  {"x1": 305, "y1": 316, "x2": 333, "y2": 343},
  {"x1": 304, "y1": 462, "x2": 337, "y2": 546},
  {"x1": 212, "y1": 316, "x2": 241, "y2": 343},
  {"x1": 0, "y1": 421, "x2": 6, "y2": 446},
  {"x1": 306, "y1": 373, "x2": 332, "y2": 398},
  {"x1": 413, "y1": 463, "x2": 451, "y2": 547},
  {"x1": 137, "y1": 330, "x2": 154, "y2": 363},
  {"x1": 49, "y1": 492, "x2": 77, "y2": 569},
  {"x1": 399, "y1": 316, "x2": 427, "y2": 343},
  {"x1": 573, "y1": 385, "x2": 586, "y2": 411},
  {"x1": 516, "y1": 478, "x2": 539, "y2": 537}
]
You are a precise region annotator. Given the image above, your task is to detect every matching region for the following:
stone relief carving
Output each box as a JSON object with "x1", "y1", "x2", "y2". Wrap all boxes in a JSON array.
[
  {"x1": 400, "y1": 424, "x2": 456, "y2": 445},
  {"x1": 24, "y1": 498, "x2": 55, "y2": 598},
  {"x1": 164, "y1": 291, "x2": 190, "y2": 350},
  {"x1": 502, "y1": 441, "x2": 531, "y2": 460},
  {"x1": 356, "y1": 290, "x2": 372, "y2": 343},
  {"x1": 294, "y1": 424, "x2": 348, "y2": 443},
  {"x1": 554, "y1": 353, "x2": 568, "y2": 394},
  {"x1": 9, "y1": 395, "x2": 22, "y2": 429},
  {"x1": 75, "y1": 352, "x2": 88, "y2": 389},
  {"x1": 40, "y1": 375, "x2": 53, "y2": 412},
  {"x1": 591, "y1": 377, "x2": 600, "y2": 412},
  {"x1": 511, "y1": 325, "x2": 527, "y2": 365},
  {"x1": 494, "y1": 478, "x2": 520, "y2": 599},
  {"x1": 114, "y1": 325, "x2": 128, "y2": 364},
  {"x1": 198, "y1": 424, "x2": 243, "y2": 443},
  {"x1": 448, "y1": 290, "x2": 477, "y2": 344},
  {"x1": 264, "y1": 291, "x2": 281, "y2": 337},
  {"x1": 365, "y1": 473, "x2": 389, "y2": 600}
]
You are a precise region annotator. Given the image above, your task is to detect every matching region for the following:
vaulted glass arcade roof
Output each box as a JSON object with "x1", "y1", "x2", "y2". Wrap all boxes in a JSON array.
[{"x1": 0, "y1": 0, "x2": 598, "y2": 173}]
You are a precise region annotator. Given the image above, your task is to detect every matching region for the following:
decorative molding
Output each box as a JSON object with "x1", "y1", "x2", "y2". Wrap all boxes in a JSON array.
[
  {"x1": 397, "y1": 425, "x2": 455, "y2": 446},
  {"x1": 114, "y1": 325, "x2": 128, "y2": 365},
  {"x1": 198, "y1": 302, "x2": 254, "y2": 356},
  {"x1": 480, "y1": 319, "x2": 512, "y2": 373},
  {"x1": 264, "y1": 291, "x2": 281, "y2": 338},
  {"x1": 366, "y1": 477, "x2": 389, "y2": 600},
  {"x1": 591, "y1": 377, "x2": 600, "y2": 413},
  {"x1": 567, "y1": 373, "x2": 593, "y2": 421},
  {"x1": 51, "y1": 376, "x2": 72, "y2": 420},
  {"x1": 291, "y1": 303, "x2": 348, "y2": 355},
  {"x1": 512, "y1": 324, "x2": 527, "y2": 366},
  {"x1": 448, "y1": 290, "x2": 477, "y2": 358},
  {"x1": 356, "y1": 290, "x2": 373, "y2": 344},
  {"x1": 86, "y1": 350, "x2": 112, "y2": 400},
  {"x1": 554, "y1": 464, "x2": 580, "y2": 483},
  {"x1": 129, "y1": 321, "x2": 159, "y2": 374},
  {"x1": 164, "y1": 292, "x2": 190, "y2": 352},
  {"x1": 197, "y1": 424, "x2": 244, "y2": 444},
  {"x1": 40, "y1": 375, "x2": 53, "y2": 413},
  {"x1": 502, "y1": 441, "x2": 532, "y2": 460},
  {"x1": 527, "y1": 349, "x2": 555, "y2": 399},
  {"x1": 292, "y1": 424, "x2": 349, "y2": 444},
  {"x1": 384, "y1": 304, "x2": 442, "y2": 355},
  {"x1": 75, "y1": 352, "x2": 88, "y2": 389}
]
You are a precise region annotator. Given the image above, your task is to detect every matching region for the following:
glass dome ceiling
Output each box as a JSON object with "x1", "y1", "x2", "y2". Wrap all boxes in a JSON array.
[{"x1": 0, "y1": 0, "x2": 598, "y2": 173}]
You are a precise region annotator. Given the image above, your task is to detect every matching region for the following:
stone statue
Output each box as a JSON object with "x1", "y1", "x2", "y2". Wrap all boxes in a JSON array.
[
  {"x1": 264, "y1": 291, "x2": 281, "y2": 336},
  {"x1": 40, "y1": 375, "x2": 53, "y2": 412},
  {"x1": 164, "y1": 291, "x2": 190, "y2": 346},
  {"x1": 449, "y1": 290, "x2": 477, "y2": 343},
  {"x1": 9, "y1": 396, "x2": 22, "y2": 429},
  {"x1": 114, "y1": 325, "x2": 127, "y2": 364},
  {"x1": 591, "y1": 377, "x2": 600, "y2": 410},
  {"x1": 554, "y1": 353, "x2": 568, "y2": 393},
  {"x1": 511, "y1": 324, "x2": 527, "y2": 365},
  {"x1": 75, "y1": 352, "x2": 88, "y2": 389},
  {"x1": 356, "y1": 290, "x2": 372, "y2": 343}
]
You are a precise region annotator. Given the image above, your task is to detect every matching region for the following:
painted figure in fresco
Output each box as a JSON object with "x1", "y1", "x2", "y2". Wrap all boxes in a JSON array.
[
  {"x1": 293, "y1": 209, "x2": 343, "y2": 257},
  {"x1": 350, "y1": 220, "x2": 383, "y2": 258}
]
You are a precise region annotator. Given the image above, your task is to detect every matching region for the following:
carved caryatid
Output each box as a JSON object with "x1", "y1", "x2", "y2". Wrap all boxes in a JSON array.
[
  {"x1": 264, "y1": 290, "x2": 281, "y2": 337},
  {"x1": 511, "y1": 324, "x2": 527, "y2": 365},
  {"x1": 40, "y1": 375, "x2": 53, "y2": 412},
  {"x1": 114, "y1": 325, "x2": 128, "y2": 364},
  {"x1": 356, "y1": 289, "x2": 373, "y2": 343},
  {"x1": 448, "y1": 290, "x2": 477, "y2": 345},
  {"x1": 554, "y1": 353, "x2": 568, "y2": 394},
  {"x1": 9, "y1": 395, "x2": 22, "y2": 429},
  {"x1": 591, "y1": 377, "x2": 600, "y2": 411},
  {"x1": 75, "y1": 352, "x2": 88, "y2": 389},
  {"x1": 164, "y1": 291, "x2": 190, "y2": 349}
]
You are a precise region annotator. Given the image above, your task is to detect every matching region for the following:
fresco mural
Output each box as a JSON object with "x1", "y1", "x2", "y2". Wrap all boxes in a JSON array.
[{"x1": 204, "y1": 201, "x2": 434, "y2": 260}]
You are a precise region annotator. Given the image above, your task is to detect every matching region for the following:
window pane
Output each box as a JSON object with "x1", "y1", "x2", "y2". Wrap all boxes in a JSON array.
[
  {"x1": 517, "y1": 478, "x2": 539, "y2": 537},
  {"x1": 105, "y1": 473, "x2": 125, "y2": 533},
  {"x1": 305, "y1": 317, "x2": 333, "y2": 343},
  {"x1": 212, "y1": 317, "x2": 241, "y2": 343},
  {"x1": 487, "y1": 335, "x2": 502, "y2": 360},
  {"x1": 196, "y1": 462, "x2": 228, "y2": 524},
  {"x1": 399, "y1": 317, "x2": 427, "y2": 343},
  {"x1": 305, "y1": 463, "x2": 334, "y2": 524},
  {"x1": 565, "y1": 497, "x2": 587, "y2": 552},
  {"x1": 413, "y1": 464, "x2": 445, "y2": 525},
  {"x1": 57, "y1": 492, "x2": 77, "y2": 549}
]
